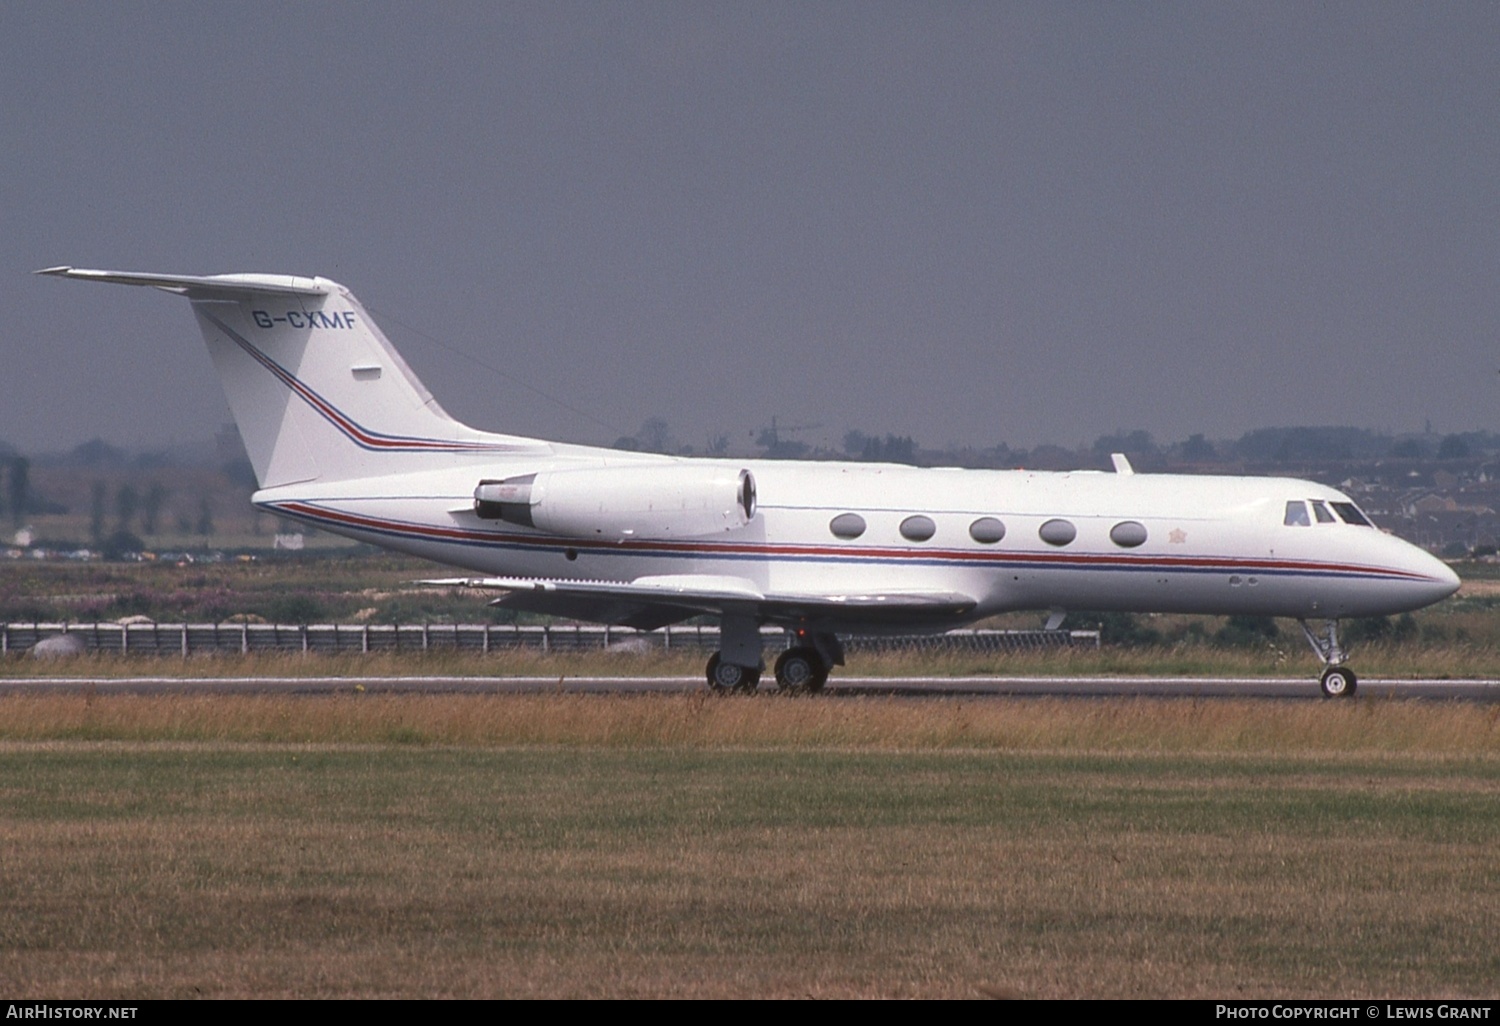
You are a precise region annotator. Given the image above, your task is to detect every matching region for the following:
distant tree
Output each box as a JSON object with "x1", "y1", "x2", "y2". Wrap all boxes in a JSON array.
[
  {"x1": 7, "y1": 457, "x2": 28, "y2": 527},
  {"x1": 196, "y1": 496, "x2": 215, "y2": 537},
  {"x1": 1092, "y1": 430, "x2": 1156, "y2": 458},
  {"x1": 221, "y1": 458, "x2": 258, "y2": 490},
  {"x1": 843, "y1": 430, "x2": 870, "y2": 456},
  {"x1": 90, "y1": 481, "x2": 107, "y2": 543},
  {"x1": 1024, "y1": 444, "x2": 1076, "y2": 470},
  {"x1": 1180, "y1": 434, "x2": 1216, "y2": 461},
  {"x1": 705, "y1": 432, "x2": 729, "y2": 456},
  {"x1": 765, "y1": 438, "x2": 810, "y2": 459},
  {"x1": 114, "y1": 484, "x2": 139, "y2": 533},
  {"x1": 1234, "y1": 426, "x2": 1386, "y2": 462},
  {"x1": 1390, "y1": 438, "x2": 1428, "y2": 459},
  {"x1": 635, "y1": 418, "x2": 673, "y2": 454},
  {"x1": 1076, "y1": 611, "x2": 1161, "y2": 647},
  {"x1": 1344, "y1": 614, "x2": 1418, "y2": 645},
  {"x1": 101, "y1": 530, "x2": 144, "y2": 561},
  {"x1": 1215, "y1": 615, "x2": 1280, "y2": 648},
  {"x1": 141, "y1": 482, "x2": 168, "y2": 535},
  {"x1": 860, "y1": 434, "x2": 917, "y2": 464},
  {"x1": 133, "y1": 450, "x2": 171, "y2": 470},
  {"x1": 1438, "y1": 434, "x2": 1470, "y2": 460},
  {"x1": 71, "y1": 438, "x2": 126, "y2": 467}
]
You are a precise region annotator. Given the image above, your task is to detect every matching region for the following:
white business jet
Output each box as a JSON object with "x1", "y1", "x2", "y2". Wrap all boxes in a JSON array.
[{"x1": 39, "y1": 267, "x2": 1460, "y2": 697}]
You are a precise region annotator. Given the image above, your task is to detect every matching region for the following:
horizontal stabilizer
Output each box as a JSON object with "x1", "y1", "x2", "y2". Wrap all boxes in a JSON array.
[{"x1": 35, "y1": 266, "x2": 328, "y2": 297}]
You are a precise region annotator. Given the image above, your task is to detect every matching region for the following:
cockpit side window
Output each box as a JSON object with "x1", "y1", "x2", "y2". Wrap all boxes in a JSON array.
[
  {"x1": 1331, "y1": 502, "x2": 1373, "y2": 527},
  {"x1": 1284, "y1": 500, "x2": 1311, "y2": 526},
  {"x1": 1311, "y1": 500, "x2": 1336, "y2": 523}
]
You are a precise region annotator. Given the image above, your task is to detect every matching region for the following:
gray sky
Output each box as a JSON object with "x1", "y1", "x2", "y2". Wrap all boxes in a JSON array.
[{"x1": 3, "y1": 2, "x2": 1498, "y2": 456}]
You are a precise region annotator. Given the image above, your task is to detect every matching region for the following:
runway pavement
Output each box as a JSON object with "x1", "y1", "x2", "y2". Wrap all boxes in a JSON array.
[{"x1": 2, "y1": 674, "x2": 1497, "y2": 700}]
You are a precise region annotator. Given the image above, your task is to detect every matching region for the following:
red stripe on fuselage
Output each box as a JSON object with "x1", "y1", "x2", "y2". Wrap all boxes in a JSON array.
[{"x1": 267, "y1": 500, "x2": 1430, "y2": 581}]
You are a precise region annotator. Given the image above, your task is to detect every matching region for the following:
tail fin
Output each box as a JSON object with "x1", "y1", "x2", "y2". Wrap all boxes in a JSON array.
[{"x1": 38, "y1": 267, "x2": 542, "y2": 488}]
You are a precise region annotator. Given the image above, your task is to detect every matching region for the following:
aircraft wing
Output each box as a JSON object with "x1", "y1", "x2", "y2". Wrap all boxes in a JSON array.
[{"x1": 423, "y1": 575, "x2": 979, "y2": 632}]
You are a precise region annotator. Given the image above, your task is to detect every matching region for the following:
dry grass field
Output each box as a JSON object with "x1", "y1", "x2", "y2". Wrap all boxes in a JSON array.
[
  {"x1": 3, "y1": 557, "x2": 1498, "y2": 997},
  {"x1": 0, "y1": 693, "x2": 1497, "y2": 999},
  {"x1": 7, "y1": 635, "x2": 1500, "y2": 681}
]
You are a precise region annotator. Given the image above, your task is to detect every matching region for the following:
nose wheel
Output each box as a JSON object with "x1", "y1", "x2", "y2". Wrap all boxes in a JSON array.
[
  {"x1": 1300, "y1": 619, "x2": 1358, "y2": 698},
  {"x1": 1319, "y1": 665, "x2": 1358, "y2": 698}
]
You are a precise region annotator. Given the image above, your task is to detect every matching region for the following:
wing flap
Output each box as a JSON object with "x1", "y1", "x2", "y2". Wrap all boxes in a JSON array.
[{"x1": 424, "y1": 575, "x2": 978, "y2": 631}]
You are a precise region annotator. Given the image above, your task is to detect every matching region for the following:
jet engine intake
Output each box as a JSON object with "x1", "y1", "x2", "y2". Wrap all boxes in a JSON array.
[{"x1": 474, "y1": 465, "x2": 756, "y2": 540}]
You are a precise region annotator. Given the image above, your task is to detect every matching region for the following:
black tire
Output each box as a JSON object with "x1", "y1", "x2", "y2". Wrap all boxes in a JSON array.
[
  {"x1": 706, "y1": 652, "x2": 760, "y2": 693},
  {"x1": 1320, "y1": 666, "x2": 1358, "y2": 699},
  {"x1": 774, "y1": 646, "x2": 829, "y2": 692}
]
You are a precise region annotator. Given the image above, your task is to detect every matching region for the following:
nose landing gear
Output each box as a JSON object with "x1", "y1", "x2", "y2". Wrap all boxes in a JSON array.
[
  {"x1": 1299, "y1": 619, "x2": 1358, "y2": 698},
  {"x1": 1318, "y1": 665, "x2": 1357, "y2": 698}
]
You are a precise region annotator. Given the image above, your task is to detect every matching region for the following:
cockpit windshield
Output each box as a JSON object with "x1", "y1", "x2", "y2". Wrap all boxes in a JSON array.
[
  {"x1": 1331, "y1": 502, "x2": 1373, "y2": 527},
  {"x1": 1285, "y1": 499, "x2": 1375, "y2": 527}
]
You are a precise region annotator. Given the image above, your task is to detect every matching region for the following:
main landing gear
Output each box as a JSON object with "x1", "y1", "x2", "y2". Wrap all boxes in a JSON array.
[
  {"x1": 774, "y1": 646, "x2": 830, "y2": 692},
  {"x1": 705, "y1": 652, "x2": 760, "y2": 693},
  {"x1": 1298, "y1": 618, "x2": 1358, "y2": 698},
  {"x1": 704, "y1": 620, "x2": 843, "y2": 694},
  {"x1": 772, "y1": 630, "x2": 842, "y2": 693}
]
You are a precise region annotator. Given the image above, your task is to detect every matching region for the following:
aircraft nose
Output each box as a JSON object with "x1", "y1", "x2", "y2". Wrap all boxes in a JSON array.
[
  {"x1": 1426, "y1": 555, "x2": 1462, "y2": 602},
  {"x1": 1402, "y1": 544, "x2": 1461, "y2": 606}
]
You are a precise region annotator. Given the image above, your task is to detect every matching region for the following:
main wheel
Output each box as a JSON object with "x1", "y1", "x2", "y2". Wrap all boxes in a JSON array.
[
  {"x1": 1320, "y1": 666, "x2": 1358, "y2": 698},
  {"x1": 706, "y1": 652, "x2": 760, "y2": 693},
  {"x1": 774, "y1": 646, "x2": 829, "y2": 693}
]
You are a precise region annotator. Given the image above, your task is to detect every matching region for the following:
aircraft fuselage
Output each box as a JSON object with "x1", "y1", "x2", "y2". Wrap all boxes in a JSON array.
[{"x1": 257, "y1": 455, "x2": 1457, "y2": 632}]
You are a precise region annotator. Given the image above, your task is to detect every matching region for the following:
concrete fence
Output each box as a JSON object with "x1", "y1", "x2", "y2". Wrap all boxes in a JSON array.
[{"x1": 2, "y1": 621, "x2": 1099, "y2": 658}]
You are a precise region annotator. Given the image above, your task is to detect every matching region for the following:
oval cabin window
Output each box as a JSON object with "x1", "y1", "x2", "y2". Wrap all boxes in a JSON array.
[
  {"x1": 899, "y1": 515, "x2": 936, "y2": 542},
  {"x1": 829, "y1": 513, "x2": 867, "y2": 539},
  {"x1": 1038, "y1": 518, "x2": 1077, "y2": 546},
  {"x1": 1109, "y1": 521, "x2": 1148, "y2": 548},
  {"x1": 969, "y1": 517, "x2": 1006, "y2": 543}
]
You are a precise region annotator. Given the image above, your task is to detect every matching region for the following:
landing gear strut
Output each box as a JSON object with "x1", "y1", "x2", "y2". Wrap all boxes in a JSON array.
[{"x1": 1298, "y1": 619, "x2": 1358, "y2": 698}]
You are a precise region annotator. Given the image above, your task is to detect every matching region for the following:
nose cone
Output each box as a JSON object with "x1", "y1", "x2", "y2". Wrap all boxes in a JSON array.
[
  {"x1": 1423, "y1": 553, "x2": 1462, "y2": 604},
  {"x1": 1394, "y1": 540, "x2": 1461, "y2": 610}
]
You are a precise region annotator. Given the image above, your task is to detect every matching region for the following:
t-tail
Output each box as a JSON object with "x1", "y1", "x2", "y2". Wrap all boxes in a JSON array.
[{"x1": 36, "y1": 267, "x2": 545, "y2": 488}]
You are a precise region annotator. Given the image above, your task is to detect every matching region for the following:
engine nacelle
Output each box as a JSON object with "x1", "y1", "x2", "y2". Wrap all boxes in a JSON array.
[{"x1": 473, "y1": 465, "x2": 756, "y2": 540}]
